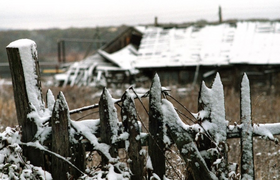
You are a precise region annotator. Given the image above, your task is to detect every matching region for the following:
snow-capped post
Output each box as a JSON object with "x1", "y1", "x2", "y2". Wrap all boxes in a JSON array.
[
  {"x1": 6, "y1": 39, "x2": 45, "y2": 167},
  {"x1": 240, "y1": 74, "x2": 255, "y2": 180},
  {"x1": 148, "y1": 74, "x2": 165, "y2": 179},
  {"x1": 51, "y1": 92, "x2": 71, "y2": 180},
  {"x1": 197, "y1": 73, "x2": 228, "y2": 177},
  {"x1": 99, "y1": 88, "x2": 118, "y2": 165},
  {"x1": 121, "y1": 90, "x2": 144, "y2": 180}
]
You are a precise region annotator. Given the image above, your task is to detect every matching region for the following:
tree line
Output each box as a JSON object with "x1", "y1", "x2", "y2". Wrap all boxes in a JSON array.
[{"x1": 0, "y1": 25, "x2": 128, "y2": 63}]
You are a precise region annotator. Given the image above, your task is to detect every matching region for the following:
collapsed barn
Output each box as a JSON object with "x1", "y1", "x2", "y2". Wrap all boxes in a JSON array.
[{"x1": 55, "y1": 21, "x2": 280, "y2": 89}]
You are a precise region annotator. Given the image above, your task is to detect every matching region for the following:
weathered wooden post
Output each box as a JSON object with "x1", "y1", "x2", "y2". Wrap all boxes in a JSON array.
[
  {"x1": 50, "y1": 92, "x2": 85, "y2": 179},
  {"x1": 121, "y1": 90, "x2": 144, "y2": 180},
  {"x1": 240, "y1": 74, "x2": 255, "y2": 180},
  {"x1": 6, "y1": 39, "x2": 45, "y2": 167},
  {"x1": 148, "y1": 74, "x2": 165, "y2": 178},
  {"x1": 99, "y1": 88, "x2": 118, "y2": 165},
  {"x1": 197, "y1": 73, "x2": 228, "y2": 177},
  {"x1": 51, "y1": 92, "x2": 70, "y2": 180},
  {"x1": 70, "y1": 143, "x2": 86, "y2": 179}
]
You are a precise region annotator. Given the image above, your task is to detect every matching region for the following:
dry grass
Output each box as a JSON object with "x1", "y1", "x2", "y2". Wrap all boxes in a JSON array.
[
  {"x1": 1, "y1": 82, "x2": 280, "y2": 179},
  {"x1": 0, "y1": 85, "x2": 17, "y2": 129},
  {"x1": 224, "y1": 86, "x2": 280, "y2": 180}
]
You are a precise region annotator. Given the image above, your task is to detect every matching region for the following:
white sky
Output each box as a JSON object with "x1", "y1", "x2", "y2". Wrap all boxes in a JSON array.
[{"x1": 1, "y1": 0, "x2": 279, "y2": 30}]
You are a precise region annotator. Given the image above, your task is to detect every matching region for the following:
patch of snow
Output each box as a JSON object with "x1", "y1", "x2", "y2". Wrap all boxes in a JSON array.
[
  {"x1": 198, "y1": 73, "x2": 227, "y2": 144},
  {"x1": 46, "y1": 89, "x2": 55, "y2": 112},
  {"x1": 98, "y1": 44, "x2": 137, "y2": 70},
  {"x1": 106, "y1": 164, "x2": 129, "y2": 180},
  {"x1": 0, "y1": 127, "x2": 53, "y2": 180},
  {"x1": 146, "y1": 156, "x2": 153, "y2": 170},
  {"x1": 151, "y1": 173, "x2": 161, "y2": 180}
]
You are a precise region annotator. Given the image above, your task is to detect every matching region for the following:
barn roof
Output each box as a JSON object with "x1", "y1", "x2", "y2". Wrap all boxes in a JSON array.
[{"x1": 132, "y1": 21, "x2": 280, "y2": 68}]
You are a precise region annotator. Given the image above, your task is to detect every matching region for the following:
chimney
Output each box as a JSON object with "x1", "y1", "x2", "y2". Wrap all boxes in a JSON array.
[
  {"x1": 154, "y1": 16, "x2": 158, "y2": 27},
  {"x1": 218, "y1": 6, "x2": 223, "y2": 23}
]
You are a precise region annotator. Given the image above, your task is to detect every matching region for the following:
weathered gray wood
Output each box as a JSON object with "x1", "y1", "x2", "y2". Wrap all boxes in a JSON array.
[
  {"x1": 148, "y1": 74, "x2": 165, "y2": 179},
  {"x1": 99, "y1": 87, "x2": 118, "y2": 164},
  {"x1": 161, "y1": 99, "x2": 218, "y2": 180},
  {"x1": 6, "y1": 40, "x2": 44, "y2": 167},
  {"x1": 49, "y1": 92, "x2": 85, "y2": 179},
  {"x1": 51, "y1": 92, "x2": 70, "y2": 180},
  {"x1": 197, "y1": 73, "x2": 228, "y2": 177},
  {"x1": 240, "y1": 74, "x2": 255, "y2": 180},
  {"x1": 70, "y1": 143, "x2": 86, "y2": 179},
  {"x1": 121, "y1": 90, "x2": 144, "y2": 180}
]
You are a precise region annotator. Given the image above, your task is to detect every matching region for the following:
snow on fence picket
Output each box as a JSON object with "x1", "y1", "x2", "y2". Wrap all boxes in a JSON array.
[{"x1": 5, "y1": 39, "x2": 280, "y2": 180}]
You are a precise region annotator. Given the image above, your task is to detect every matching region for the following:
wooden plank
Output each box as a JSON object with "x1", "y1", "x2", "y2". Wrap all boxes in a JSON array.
[
  {"x1": 51, "y1": 92, "x2": 70, "y2": 180},
  {"x1": 197, "y1": 73, "x2": 228, "y2": 177},
  {"x1": 240, "y1": 74, "x2": 255, "y2": 180},
  {"x1": 148, "y1": 74, "x2": 165, "y2": 179},
  {"x1": 99, "y1": 88, "x2": 118, "y2": 164},
  {"x1": 6, "y1": 40, "x2": 44, "y2": 168},
  {"x1": 70, "y1": 143, "x2": 86, "y2": 179},
  {"x1": 121, "y1": 90, "x2": 144, "y2": 180}
]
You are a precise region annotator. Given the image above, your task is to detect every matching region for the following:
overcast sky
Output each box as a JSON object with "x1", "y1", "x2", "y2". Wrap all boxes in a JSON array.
[{"x1": 1, "y1": 0, "x2": 279, "y2": 30}]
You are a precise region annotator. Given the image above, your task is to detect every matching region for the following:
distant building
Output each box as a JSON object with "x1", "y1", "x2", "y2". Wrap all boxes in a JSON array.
[
  {"x1": 55, "y1": 21, "x2": 280, "y2": 89},
  {"x1": 54, "y1": 27, "x2": 143, "y2": 87},
  {"x1": 133, "y1": 21, "x2": 280, "y2": 88}
]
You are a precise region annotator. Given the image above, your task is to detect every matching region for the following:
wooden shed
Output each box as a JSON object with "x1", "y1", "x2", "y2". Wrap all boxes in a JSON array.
[{"x1": 132, "y1": 21, "x2": 280, "y2": 89}]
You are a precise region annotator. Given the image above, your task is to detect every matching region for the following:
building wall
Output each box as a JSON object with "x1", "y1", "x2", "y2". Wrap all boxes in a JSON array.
[
  {"x1": 140, "y1": 64, "x2": 280, "y2": 92},
  {"x1": 102, "y1": 27, "x2": 142, "y2": 53}
]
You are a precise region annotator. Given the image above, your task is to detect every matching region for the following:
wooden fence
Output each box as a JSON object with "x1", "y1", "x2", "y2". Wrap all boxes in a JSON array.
[{"x1": 6, "y1": 39, "x2": 280, "y2": 180}]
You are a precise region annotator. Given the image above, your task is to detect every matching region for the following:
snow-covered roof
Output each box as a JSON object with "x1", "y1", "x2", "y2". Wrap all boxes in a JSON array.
[
  {"x1": 230, "y1": 22, "x2": 280, "y2": 65},
  {"x1": 59, "y1": 22, "x2": 280, "y2": 76},
  {"x1": 132, "y1": 22, "x2": 280, "y2": 68},
  {"x1": 98, "y1": 44, "x2": 137, "y2": 70}
]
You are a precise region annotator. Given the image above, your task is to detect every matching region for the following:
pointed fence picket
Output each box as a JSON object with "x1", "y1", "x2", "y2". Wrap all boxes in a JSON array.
[
  {"x1": 121, "y1": 90, "x2": 144, "y2": 180},
  {"x1": 148, "y1": 74, "x2": 166, "y2": 179},
  {"x1": 6, "y1": 39, "x2": 280, "y2": 179},
  {"x1": 99, "y1": 88, "x2": 119, "y2": 165},
  {"x1": 240, "y1": 75, "x2": 255, "y2": 180},
  {"x1": 51, "y1": 92, "x2": 71, "y2": 180}
]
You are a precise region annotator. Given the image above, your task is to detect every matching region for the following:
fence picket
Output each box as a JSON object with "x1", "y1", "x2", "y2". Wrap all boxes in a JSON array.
[
  {"x1": 70, "y1": 143, "x2": 86, "y2": 179},
  {"x1": 51, "y1": 92, "x2": 71, "y2": 180},
  {"x1": 148, "y1": 74, "x2": 165, "y2": 179},
  {"x1": 6, "y1": 40, "x2": 45, "y2": 168},
  {"x1": 240, "y1": 74, "x2": 255, "y2": 180},
  {"x1": 121, "y1": 90, "x2": 144, "y2": 180},
  {"x1": 99, "y1": 87, "x2": 118, "y2": 164},
  {"x1": 197, "y1": 73, "x2": 228, "y2": 177}
]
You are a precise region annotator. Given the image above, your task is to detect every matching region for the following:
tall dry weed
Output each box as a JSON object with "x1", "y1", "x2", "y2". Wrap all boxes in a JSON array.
[{"x1": 0, "y1": 85, "x2": 17, "y2": 129}]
